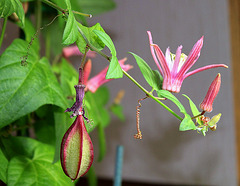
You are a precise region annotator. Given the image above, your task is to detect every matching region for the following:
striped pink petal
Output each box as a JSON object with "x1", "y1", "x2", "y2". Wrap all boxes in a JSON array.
[
  {"x1": 147, "y1": 31, "x2": 163, "y2": 76},
  {"x1": 176, "y1": 36, "x2": 204, "y2": 80},
  {"x1": 184, "y1": 64, "x2": 228, "y2": 79}
]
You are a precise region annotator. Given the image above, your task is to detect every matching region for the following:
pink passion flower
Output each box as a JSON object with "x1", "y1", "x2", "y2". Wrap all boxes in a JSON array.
[
  {"x1": 60, "y1": 115, "x2": 94, "y2": 181},
  {"x1": 147, "y1": 31, "x2": 228, "y2": 93}
]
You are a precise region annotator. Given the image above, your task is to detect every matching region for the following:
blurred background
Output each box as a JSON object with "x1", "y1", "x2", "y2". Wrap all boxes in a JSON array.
[{"x1": 1, "y1": 0, "x2": 238, "y2": 185}]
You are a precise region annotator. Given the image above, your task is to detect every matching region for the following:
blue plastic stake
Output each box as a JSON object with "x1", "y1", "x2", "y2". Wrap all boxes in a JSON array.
[{"x1": 113, "y1": 145, "x2": 124, "y2": 186}]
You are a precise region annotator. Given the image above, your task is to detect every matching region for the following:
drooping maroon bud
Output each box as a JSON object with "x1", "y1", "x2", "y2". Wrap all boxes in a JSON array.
[
  {"x1": 65, "y1": 84, "x2": 85, "y2": 118},
  {"x1": 60, "y1": 115, "x2": 94, "y2": 181},
  {"x1": 200, "y1": 73, "x2": 221, "y2": 112}
]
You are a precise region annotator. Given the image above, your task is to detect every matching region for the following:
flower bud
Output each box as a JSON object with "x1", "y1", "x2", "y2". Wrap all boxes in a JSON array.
[
  {"x1": 200, "y1": 73, "x2": 221, "y2": 112},
  {"x1": 60, "y1": 115, "x2": 94, "y2": 181}
]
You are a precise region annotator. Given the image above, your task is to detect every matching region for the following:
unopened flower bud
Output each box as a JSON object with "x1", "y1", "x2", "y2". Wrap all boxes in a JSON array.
[
  {"x1": 60, "y1": 115, "x2": 94, "y2": 181},
  {"x1": 200, "y1": 73, "x2": 221, "y2": 112}
]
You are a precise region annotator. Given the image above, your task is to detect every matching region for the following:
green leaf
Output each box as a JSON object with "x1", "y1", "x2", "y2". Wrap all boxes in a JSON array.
[
  {"x1": 157, "y1": 90, "x2": 186, "y2": 113},
  {"x1": 0, "y1": 0, "x2": 25, "y2": 27},
  {"x1": 62, "y1": 11, "x2": 78, "y2": 45},
  {"x1": 76, "y1": 23, "x2": 105, "y2": 53},
  {"x1": 179, "y1": 114, "x2": 197, "y2": 131},
  {"x1": 106, "y1": 56, "x2": 123, "y2": 79},
  {"x1": 152, "y1": 70, "x2": 163, "y2": 90},
  {"x1": 182, "y1": 94, "x2": 200, "y2": 116},
  {"x1": 93, "y1": 30, "x2": 123, "y2": 79},
  {"x1": 1, "y1": 136, "x2": 39, "y2": 160},
  {"x1": 0, "y1": 148, "x2": 8, "y2": 183},
  {"x1": 110, "y1": 104, "x2": 125, "y2": 121},
  {"x1": 93, "y1": 29, "x2": 116, "y2": 56},
  {"x1": 34, "y1": 106, "x2": 56, "y2": 146},
  {"x1": 0, "y1": 39, "x2": 68, "y2": 128},
  {"x1": 182, "y1": 94, "x2": 202, "y2": 125},
  {"x1": 6, "y1": 137, "x2": 74, "y2": 186},
  {"x1": 64, "y1": 0, "x2": 71, "y2": 9},
  {"x1": 129, "y1": 52, "x2": 156, "y2": 89}
]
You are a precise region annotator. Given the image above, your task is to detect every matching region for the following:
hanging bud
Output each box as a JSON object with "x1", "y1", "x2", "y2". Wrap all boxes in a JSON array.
[
  {"x1": 208, "y1": 113, "x2": 221, "y2": 131},
  {"x1": 60, "y1": 115, "x2": 94, "y2": 181},
  {"x1": 200, "y1": 73, "x2": 221, "y2": 112}
]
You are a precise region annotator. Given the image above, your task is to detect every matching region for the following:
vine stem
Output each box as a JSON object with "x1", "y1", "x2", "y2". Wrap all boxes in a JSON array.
[
  {"x1": 36, "y1": 0, "x2": 42, "y2": 30},
  {"x1": 80, "y1": 46, "x2": 89, "y2": 69},
  {"x1": 0, "y1": 18, "x2": 7, "y2": 50},
  {"x1": 122, "y1": 70, "x2": 182, "y2": 121}
]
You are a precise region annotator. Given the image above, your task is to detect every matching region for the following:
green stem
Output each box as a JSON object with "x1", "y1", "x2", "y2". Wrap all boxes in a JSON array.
[
  {"x1": 0, "y1": 18, "x2": 7, "y2": 50},
  {"x1": 41, "y1": 0, "x2": 65, "y2": 13},
  {"x1": 36, "y1": 0, "x2": 42, "y2": 30},
  {"x1": 80, "y1": 46, "x2": 89, "y2": 68},
  {"x1": 72, "y1": 10, "x2": 92, "y2": 18},
  {"x1": 122, "y1": 70, "x2": 182, "y2": 121}
]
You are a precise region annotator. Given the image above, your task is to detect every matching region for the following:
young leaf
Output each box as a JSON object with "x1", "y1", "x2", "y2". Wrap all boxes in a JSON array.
[
  {"x1": 76, "y1": 23, "x2": 105, "y2": 53},
  {"x1": 0, "y1": 0, "x2": 25, "y2": 27},
  {"x1": 106, "y1": 56, "x2": 123, "y2": 79},
  {"x1": 157, "y1": 90, "x2": 186, "y2": 113},
  {"x1": 62, "y1": 11, "x2": 78, "y2": 45},
  {"x1": 182, "y1": 94, "x2": 200, "y2": 116},
  {"x1": 93, "y1": 29, "x2": 116, "y2": 56},
  {"x1": 182, "y1": 94, "x2": 202, "y2": 125},
  {"x1": 129, "y1": 52, "x2": 156, "y2": 89},
  {"x1": 179, "y1": 114, "x2": 197, "y2": 131},
  {"x1": 0, "y1": 39, "x2": 68, "y2": 128}
]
